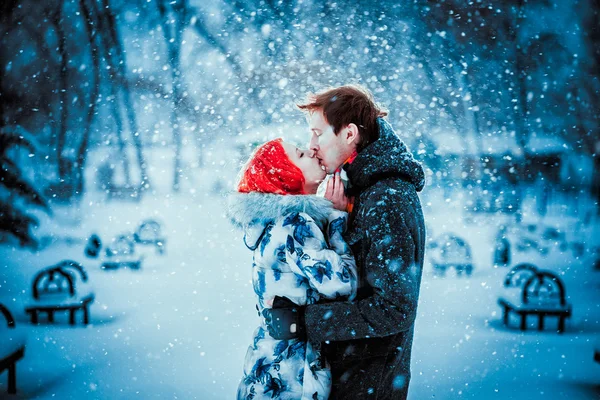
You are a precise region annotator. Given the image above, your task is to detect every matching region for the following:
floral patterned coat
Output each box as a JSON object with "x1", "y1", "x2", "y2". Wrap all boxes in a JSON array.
[{"x1": 228, "y1": 193, "x2": 357, "y2": 400}]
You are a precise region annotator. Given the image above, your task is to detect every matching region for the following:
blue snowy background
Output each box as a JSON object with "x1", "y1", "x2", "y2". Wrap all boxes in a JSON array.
[{"x1": 0, "y1": 0, "x2": 599, "y2": 398}]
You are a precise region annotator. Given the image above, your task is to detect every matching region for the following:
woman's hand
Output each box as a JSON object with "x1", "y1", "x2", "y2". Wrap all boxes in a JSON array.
[{"x1": 325, "y1": 172, "x2": 349, "y2": 211}]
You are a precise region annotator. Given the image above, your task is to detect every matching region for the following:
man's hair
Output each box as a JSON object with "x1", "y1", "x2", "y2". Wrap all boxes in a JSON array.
[{"x1": 297, "y1": 84, "x2": 388, "y2": 152}]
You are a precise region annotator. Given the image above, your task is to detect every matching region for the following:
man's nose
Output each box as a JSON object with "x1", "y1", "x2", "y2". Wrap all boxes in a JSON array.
[{"x1": 308, "y1": 135, "x2": 319, "y2": 155}]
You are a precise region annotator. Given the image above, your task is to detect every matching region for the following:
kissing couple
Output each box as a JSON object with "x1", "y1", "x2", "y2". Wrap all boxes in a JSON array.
[{"x1": 228, "y1": 84, "x2": 426, "y2": 399}]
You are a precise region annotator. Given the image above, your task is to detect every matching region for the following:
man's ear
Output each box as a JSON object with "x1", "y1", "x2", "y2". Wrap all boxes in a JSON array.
[{"x1": 345, "y1": 123, "x2": 359, "y2": 145}]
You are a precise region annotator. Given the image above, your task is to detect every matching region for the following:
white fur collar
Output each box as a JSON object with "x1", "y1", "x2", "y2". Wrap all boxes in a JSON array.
[
  {"x1": 227, "y1": 192, "x2": 333, "y2": 228},
  {"x1": 227, "y1": 192, "x2": 334, "y2": 249}
]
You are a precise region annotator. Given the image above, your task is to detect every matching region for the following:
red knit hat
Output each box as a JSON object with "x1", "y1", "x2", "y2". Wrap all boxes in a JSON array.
[{"x1": 237, "y1": 138, "x2": 305, "y2": 195}]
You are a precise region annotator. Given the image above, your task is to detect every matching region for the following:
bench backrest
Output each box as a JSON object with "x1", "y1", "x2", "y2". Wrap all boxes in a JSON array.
[
  {"x1": 522, "y1": 270, "x2": 567, "y2": 306},
  {"x1": 106, "y1": 234, "x2": 135, "y2": 256},
  {"x1": 504, "y1": 263, "x2": 539, "y2": 288},
  {"x1": 134, "y1": 219, "x2": 163, "y2": 243},
  {"x1": 32, "y1": 260, "x2": 88, "y2": 300},
  {"x1": 437, "y1": 233, "x2": 472, "y2": 261}
]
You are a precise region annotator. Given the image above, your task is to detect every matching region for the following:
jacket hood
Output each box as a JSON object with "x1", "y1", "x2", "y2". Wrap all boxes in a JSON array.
[
  {"x1": 345, "y1": 117, "x2": 425, "y2": 192},
  {"x1": 227, "y1": 192, "x2": 334, "y2": 249}
]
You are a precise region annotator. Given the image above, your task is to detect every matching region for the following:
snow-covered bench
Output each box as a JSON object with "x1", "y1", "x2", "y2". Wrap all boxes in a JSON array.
[
  {"x1": 0, "y1": 304, "x2": 26, "y2": 394},
  {"x1": 498, "y1": 268, "x2": 571, "y2": 333},
  {"x1": 25, "y1": 261, "x2": 95, "y2": 325},
  {"x1": 430, "y1": 233, "x2": 474, "y2": 277},
  {"x1": 134, "y1": 219, "x2": 166, "y2": 255},
  {"x1": 101, "y1": 234, "x2": 142, "y2": 270}
]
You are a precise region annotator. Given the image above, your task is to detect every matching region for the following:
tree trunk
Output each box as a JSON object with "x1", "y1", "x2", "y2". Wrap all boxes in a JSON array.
[
  {"x1": 75, "y1": 0, "x2": 102, "y2": 197},
  {"x1": 511, "y1": 0, "x2": 529, "y2": 156},
  {"x1": 51, "y1": 6, "x2": 69, "y2": 181},
  {"x1": 102, "y1": 0, "x2": 149, "y2": 188},
  {"x1": 87, "y1": 0, "x2": 131, "y2": 187},
  {"x1": 158, "y1": 0, "x2": 186, "y2": 192},
  {"x1": 457, "y1": 70, "x2": 483, "y2": 157}
]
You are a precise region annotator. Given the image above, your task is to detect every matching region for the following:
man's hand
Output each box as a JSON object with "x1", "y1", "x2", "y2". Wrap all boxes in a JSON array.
[
  {"x1": 263, "y1": 296, "x2": 306, "y2": 340},
  {"x1": 325, "y1": 172, "x2": 349, "y2": 211}
]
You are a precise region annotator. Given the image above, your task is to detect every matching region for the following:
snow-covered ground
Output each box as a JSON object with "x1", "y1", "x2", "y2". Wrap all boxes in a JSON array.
[{"x1": 1, "y1": 150, "x2": 599, "y2": 399}]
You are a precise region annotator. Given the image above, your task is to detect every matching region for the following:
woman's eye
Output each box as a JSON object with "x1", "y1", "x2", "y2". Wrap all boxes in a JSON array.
[{"x1": 299, "y1": 153, "x2": 304, "y2": 158}]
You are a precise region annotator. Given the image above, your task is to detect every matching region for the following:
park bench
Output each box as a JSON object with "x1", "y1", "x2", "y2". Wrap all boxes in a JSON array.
[
  {"x1": 430, "y1": 233, "x2": 474, "y2": 277},
  {"x1": 498, "y1": 267, "x2": 571, "y2": 333},
  {"x1": 24, "y1": 261, "x2": 95, "y2": 325},
  {"x1": 101, "y1": 234, "x2": 142, "y2": 270},
  {"x1": 0, "y1": 304, "x2": 26, "y2": 395},
  {"x1": 134, "y1": 219, "x2": 166, "y2": 255}
]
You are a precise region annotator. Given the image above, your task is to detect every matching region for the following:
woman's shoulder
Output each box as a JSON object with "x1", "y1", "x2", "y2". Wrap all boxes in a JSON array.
[{"x1": 277, "y1": 211, "x2": 317, "y2": 226}]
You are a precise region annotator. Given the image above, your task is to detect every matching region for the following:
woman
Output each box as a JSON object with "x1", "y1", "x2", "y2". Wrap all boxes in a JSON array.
[{"x1": 228, "y1": 138, "x2": 357, "y2": 399}]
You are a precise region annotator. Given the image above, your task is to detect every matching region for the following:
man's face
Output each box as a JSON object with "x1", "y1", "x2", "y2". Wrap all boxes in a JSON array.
[{"x1": 307, "y1": 110, "x2": 354, "y2": 174}]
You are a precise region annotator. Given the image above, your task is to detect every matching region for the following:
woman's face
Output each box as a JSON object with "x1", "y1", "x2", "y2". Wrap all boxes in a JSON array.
[{"x1": 281, "y1": 141, "x2": 327, "y2": 194}]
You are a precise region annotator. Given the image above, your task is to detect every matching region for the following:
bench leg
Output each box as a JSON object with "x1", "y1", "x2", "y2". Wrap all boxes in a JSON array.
[
  {"x1": 520, "y1": 313, "x2": 527, "y2": 331},
  {"x1": 538, "y1": 314, "x2": 545, "y2": 331},
  {"x1": 558, "y1": 317, "x2": 565, "y2": 334},
  {"x1": 47, "y1": 310, "x2": 54, "y2": 323},
  {"x1": 69, "y1": 309, "x2": 76, "y2": 325},
  {"x1": 503, "y1": 307, "x2": 510, "y2": 326},
  {"x1": 83, "y1": 306, "x2": 90, "y2": 325},
  {"x1": 31, "y1": 310, "x2": 38, "y2": 324},
  {"x1": 8, "y1": 362, "x2": 16, "y2": 394}
]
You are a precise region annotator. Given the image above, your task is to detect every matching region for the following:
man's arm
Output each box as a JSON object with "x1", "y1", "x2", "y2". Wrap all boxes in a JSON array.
[{"x1": 304, "y1": 189, "x2": 422, "y2": 343}]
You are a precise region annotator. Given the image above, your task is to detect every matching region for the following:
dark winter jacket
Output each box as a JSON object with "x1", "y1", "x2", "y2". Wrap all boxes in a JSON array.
[{"x1": 303, "y1": 117, "x2": 426, "y2": 399}]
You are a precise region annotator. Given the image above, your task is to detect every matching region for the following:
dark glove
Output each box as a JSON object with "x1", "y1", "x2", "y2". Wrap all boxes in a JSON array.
[{"x1": 263, "y1": 296, "x2": 306, "y2": 340}]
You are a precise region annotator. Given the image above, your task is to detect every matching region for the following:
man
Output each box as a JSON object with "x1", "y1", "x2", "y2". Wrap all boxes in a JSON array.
[{"x1": 265, "y1": 85, "x2": 426, "y2": 399}]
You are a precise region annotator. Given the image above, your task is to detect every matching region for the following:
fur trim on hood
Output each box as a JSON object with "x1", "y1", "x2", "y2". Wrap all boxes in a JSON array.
[
  {"x1": 227, "y1": 192, "x2": 335, "y2": 249},
  {"x1": 227, "y1": 192, "x2": 334, "y2": 229}
]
